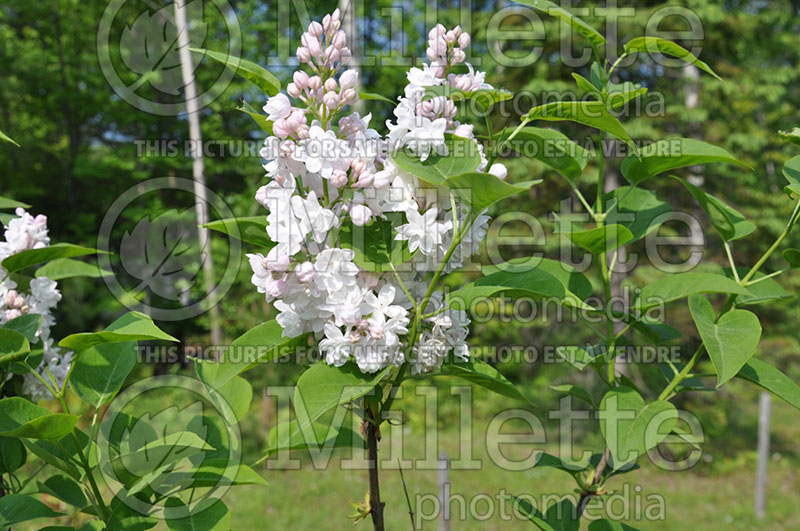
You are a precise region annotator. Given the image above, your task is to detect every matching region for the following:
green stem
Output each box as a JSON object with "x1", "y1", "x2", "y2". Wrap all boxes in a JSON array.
[
  {"x1": 58, "y1": 396, "x2": 110, "y2": 521},
  {"x1": 658, "y1": 345, "x2": 705, "y2": 401},
  {"x1": 489, "y1": 118, "x2": 530, "y2": 167},
  {"x1": 741, "y1": 198, "x2": 800, "y2": 283}
]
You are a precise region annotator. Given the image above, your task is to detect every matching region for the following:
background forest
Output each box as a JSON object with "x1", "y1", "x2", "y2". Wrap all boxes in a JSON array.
[{"x1": 1, "y1": 0, "x2": 799, "y2": 528}]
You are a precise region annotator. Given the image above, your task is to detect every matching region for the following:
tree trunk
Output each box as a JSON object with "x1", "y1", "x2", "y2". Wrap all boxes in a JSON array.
[{"x1": 174, "y1": 0, "x2": 221, "y2": 346}]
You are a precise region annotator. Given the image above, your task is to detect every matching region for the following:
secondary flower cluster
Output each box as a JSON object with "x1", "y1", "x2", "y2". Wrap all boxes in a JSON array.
[
  {"x1": 0, "y1": 208, "x2": 72, "y2": 400},
  {"x1": 250, "y1": 11, "x2": 505, "y2": 374}
]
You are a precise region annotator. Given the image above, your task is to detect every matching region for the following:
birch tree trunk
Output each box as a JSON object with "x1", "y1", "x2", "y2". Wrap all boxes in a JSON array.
[{"x1": 174, "y1": 0, "x2": 221, "y2": 346}]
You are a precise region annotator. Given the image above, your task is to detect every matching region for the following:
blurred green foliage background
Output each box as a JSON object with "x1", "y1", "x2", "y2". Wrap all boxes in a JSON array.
[{"x1": 1, "y1": 0, "x2": 799, "y2": 528}]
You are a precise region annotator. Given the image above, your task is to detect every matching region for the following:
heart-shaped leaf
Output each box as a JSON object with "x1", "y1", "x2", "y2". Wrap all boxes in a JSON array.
[
  {"x1": 736, "y1": 358, "x2": 800, "y2": 411},
  {"x1": 599, "y1": 386, "x2": 678, "y2": 467},
  {"x1": 688, "y1": 294, "x2": 761, "y2": 387},
  {"x1": 673, "y1": 177, "x2": 756, "y2": 241}
]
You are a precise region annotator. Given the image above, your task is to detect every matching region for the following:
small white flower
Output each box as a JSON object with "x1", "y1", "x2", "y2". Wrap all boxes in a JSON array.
[
  {"x1": 401, "y1": 117, "x2": 448, "y2": 162},
  {"x1": 263, "y1": 93, "x2": 292, "y2": 121},
  {"x1": 395, "y1": 207, "x2": 452, "y2": 255}
]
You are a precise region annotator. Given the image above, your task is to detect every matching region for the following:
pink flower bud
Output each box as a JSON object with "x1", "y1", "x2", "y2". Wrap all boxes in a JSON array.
[
  {"x1": 488, "y1": 163, "x2": 508, "y2": 180},
  {"x1": 293, "y1": 70, "x2": 309, "y2": 88},
  {"x1": 453, "y1": 25, "x2": 462, "y2": 38},
  {"x1": 373, "y1": 170, "x2": 391, "y2": 189},
  {"x1": 267, "y1": 277, "x2": 288, "y2": 298},
  {"x1": 322, "y1": 91, "x2": 339, "y2": 109},
  {"x1": 264, "y1": 246, "x2": 291, "y2": 271},
  {"x1": 295, "y1": 261, "x2": 315, "y2": 283},
  {"x1": 350, "y1": 204, "x2": 372, "y2": 226},
  {"x1": 296, "y1": 46, "x2": 311, "y2": 63},
  {"x1": 354, "y1": 170, "x2": 374, "y2": 188},
  {"x1": 272, "y1": 119, "x2": 291, "y2": 138},
  {"x1": 306, "y1": 38, "x2": 322, "y2": 57},
  {"x1": 426, "y1": 47, "x2": 439, "y2": 63},
  {"x1": 308, "y1": 76, "x2": 322, "y2": 90},
  {"x1": 308, "y1": 21, "x2": 323, "y2": 38},
  {"x1": 339, "y1": 69, "x2": 358, "y2": 89},
  {"x1": 445, "y1": 30, "x2": 456, "y2": 44},
  {"x1": 287, "y1": 83, "x2": 301, "y2": 98},
  {"x1": 340, "y1": 88, "x2": 357, "y2": 105},
  {"x1": 452, "y1": 48, "x2": 466, "y2": 64},
  {"x1": 329, "y1": 169, "x2": 348, "y2": 188},
  {"x1": 324, "y1": 78, "x2": 338, "y2": 92},
  {"x1": 453, "y1": 124, "x2": 474, "y2": 138},
  {"x1": 332, "y1": 30, "x2": 346, "y2": 49},
  {"x1": 328, "y1": 49, "x2": 341, "y2": 64},
  {"x1": 322, "y1": 14, "x2": 331, "y2": 30},
  {"x1": 458, "y1": 32, "x2": 471, "y2": 48}
]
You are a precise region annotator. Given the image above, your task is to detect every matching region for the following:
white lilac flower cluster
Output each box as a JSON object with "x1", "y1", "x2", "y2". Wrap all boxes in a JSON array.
[
  {"x1": 0, "y1": 208, "x2": 72, "y2": 400},
  {"x1": 250, "y1": 11, "x2": 507, "y2": 374}
]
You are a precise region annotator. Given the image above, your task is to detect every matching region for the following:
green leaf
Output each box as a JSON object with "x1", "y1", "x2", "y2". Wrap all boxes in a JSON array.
[
  {"x1": 606, "y1": 82, "x2": 648, "y2": 110},
  {"x1": 496, "y1": 126, "x2": 589, "y2": 181},
  {"x1": 34, "y1": 258, "x2": 112, "y2": 280},
  {"x1": 448, "y1": 258, "x2": 592, "y2": 312},
  {"x1": 294, "y1": 363, "x2": 390, "y2": 427},
  {"x1": 195, "y1": 360, "x2": 252, "y2": 422},
  {"x1": 38, "y1": 475, "x2": 87, "y2": 507},
  {"x1": 523, "y1": 101, "x2": 634, "y2": 148},
  {"x1": 437, "y1": 358, "x2": 529, "y2": 403},
  {"x1": 106, "y1": 494, "x2": 157, "y2": 530},
  {"x1": 514, "y1": 497, "x2": 580, "y2": 531},
  {"x1": 515, "y1": 0, "x2": 606, "y2": 48},
  {"x1": 197, "y1": 320, "x2": 308, "y2": 389},
  {"x1": 603, "y1": 187, "x2": 672, "y2": 242},
  {"x1": 0, "y1": 129, "x2": 20, "y2": 147},
  {"x1": 0, "y1": 436, "x2": 26, "y2": 474},
  {"x1": 391, "y1": 135, "x2": 482, "y2": 185},
  {"x1": 564, "y1": 223, "x2": 634, "y2": 255},
  {"x1": 70, "y1": 341, "x2": 137, "y2": 407},
  {"x1": 0, "y1": 195, "x2": 29, "y2": 210},
  {"x1": 339, "y1": 215, "x2": 413, "y2": 272},
  {"x1": 443, "y1": 172, "x2": 540, "y2": 212},
  {"x1": 599, "y1": 386, "x2": 678, "y2": 467},
  {"x1": 165, "y1": 499, "x2": 230, "y2": 531},
  {"x1": 202, "y1": 216, "x2": 273, "y2": 248},
  {"x1": 550, "y1": 384, "x2": 593, "y2": 406},
  {"x1": 736, "y1": 358, "x2": 800, "y2": 411},
  {"x1": 59, "y1": 311, "x2": 178, "y2": 352},
  {"x1": 621, "y1": 138, "x2": 749, "y2": 185},
  {"x1": 722, "y1": 267, "x2": 792, "y2": 306},
  {"x1": 783, "y1": 248, "x2": 800, "y2": 269},
  {"x1": 555, "y1": 345, "x2": 603, "y2": 370},
  {"x1": 110, "y1": 431, "x2": 213, "y2": 477},
  {"x1": 422, "y1": 86, "x2": 513, "y2": 111},
  {"x1": 235, "y1": 101, "x2": 272, "y2": 133},
  {"x1": 0, "y1": 398, "x2": 78, "y2": 440},
  {"x1": 2, "y1": 243, "x2": 103, "y2": 275},
  {"x1": 25, "y1": 431, "x2": 90, "y2": 480},
  {"x1": 190, "y1": 48, "x2": 279, "y2": 95},
  {"x1": 0, "y1": 328, "x2": 30, "y2": 365},
  {"x1": 571, "y1": 73, "x2": 600, "y2": 97},
  {"x1": 673, "y1": 177, "x2": 756, "y2": 241},
  {"x1": 358, "y1": 91, "x2": 395, "y2": 104},
  {"x1": 778, "y1": 128, "x2": 800, "y2": 147},
  {"x1": 635, "y1": 272, "x2": 752, "y2": 311},
  {"x1": 263, "y1": 419, "x2": 364, "y2": 459},
  {"x1": 689, "y1": 294, "x2": 761, "y2": 387},
  {"x1": 0, "y1": 494, "x2": 62, "y2": 527},
  {"x1": 624, "y1": 36, "x2": 721, "y2": 80},
  {"x1": 783, "y1": 155, "x2": 800, "y2": 187},
  {"x1": 2, "y1": 314, "x2": 43, "y2": 343},
  {"x1": 161, "y1": 458, "x2": 266, "y2": 490},
  {"x1": 588, "y1": 519, "x2": 639, "y2": 531}
]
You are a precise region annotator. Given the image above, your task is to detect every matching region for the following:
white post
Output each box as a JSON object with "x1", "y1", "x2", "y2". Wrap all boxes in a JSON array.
[
  {"x1": 438, "y1": 452, "x2": 450, "y2": 531},
  {"x1": 755, "y1": 391, "x2": 771, "y2": 518},
  {"x1": 174, "y1": 0, "x2": 221, "y2": 346}
]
